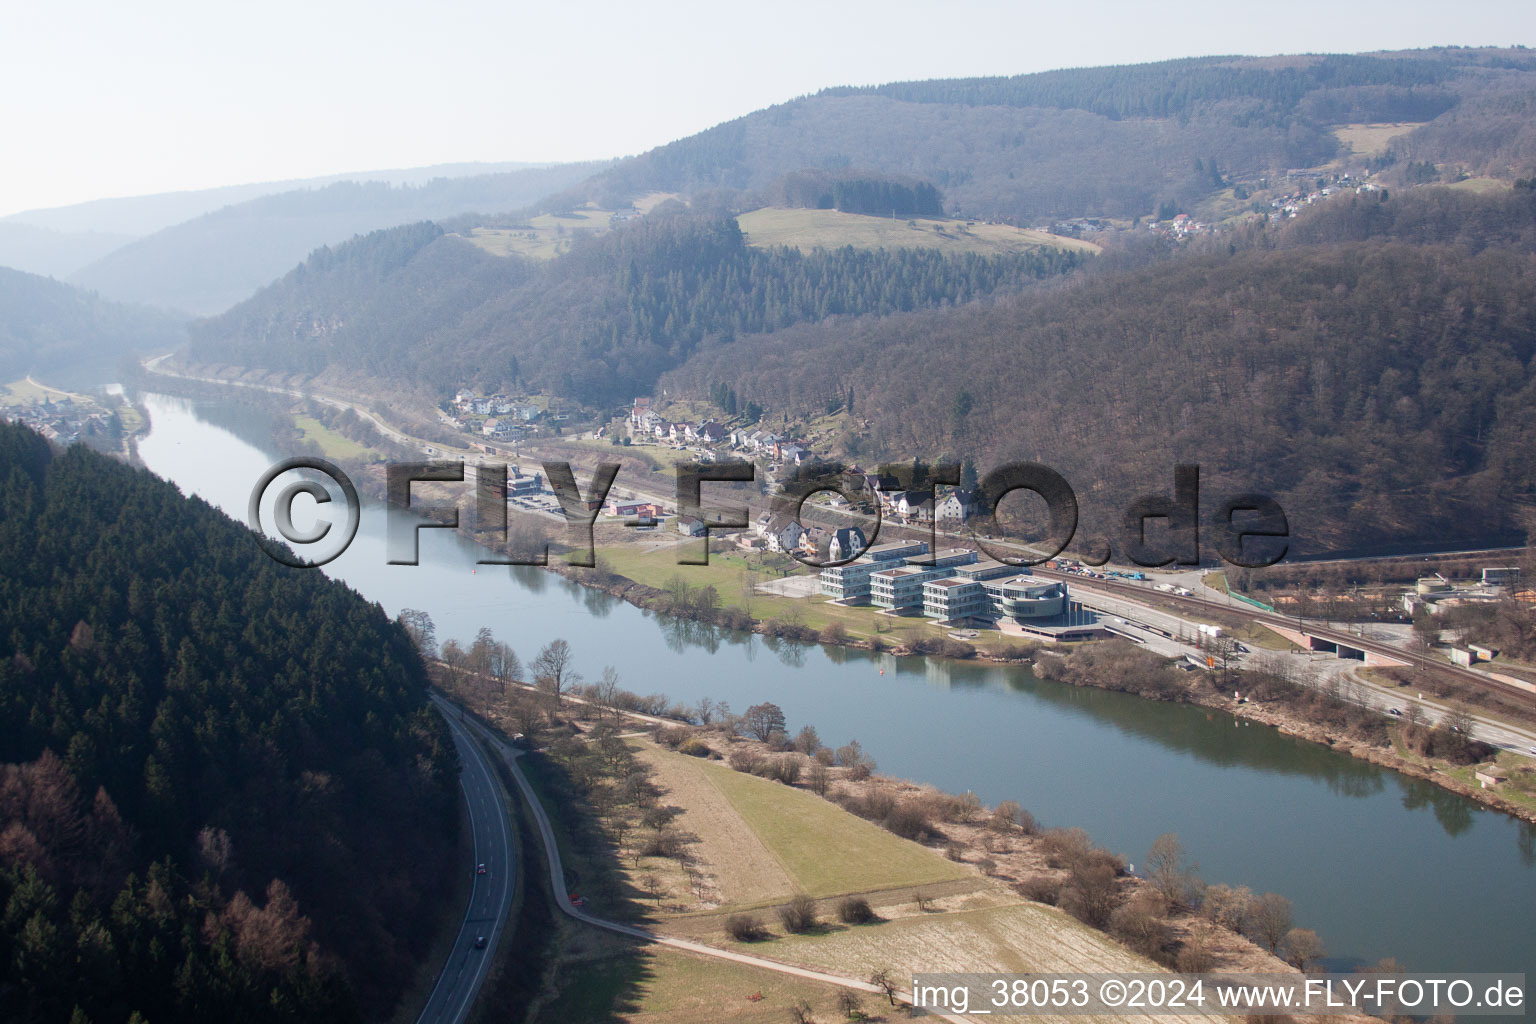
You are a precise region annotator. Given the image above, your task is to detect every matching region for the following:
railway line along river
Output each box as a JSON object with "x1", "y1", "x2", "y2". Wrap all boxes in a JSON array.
[{"x1": 135, "y1": 390, "x2": 1536, "y2": 987}]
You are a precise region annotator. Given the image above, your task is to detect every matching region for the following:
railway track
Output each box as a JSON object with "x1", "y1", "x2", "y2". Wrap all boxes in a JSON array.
[{"x1": 1035, "y1": 568, "x2": 1536, "y2": 709}]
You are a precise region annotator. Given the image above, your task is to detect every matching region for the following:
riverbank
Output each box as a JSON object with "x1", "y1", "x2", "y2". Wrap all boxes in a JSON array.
[
  {"x1": 128, "y1": 385, "x2": 1536, "y2": 985},
  {"x1": 433, "y1": 667, "x2": 1372, "y2": 1024},
  {"x1": 127, "y1": 366, "x2": 1536, "y2": 827},
  {"x1": 545, "y1": 554, "x2": 1536, "y2": 825}
]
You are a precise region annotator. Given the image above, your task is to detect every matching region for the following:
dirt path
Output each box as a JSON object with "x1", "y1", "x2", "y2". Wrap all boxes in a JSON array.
[{"x1": 445, "y1": 701, "x2": 983, "y2": 1024}]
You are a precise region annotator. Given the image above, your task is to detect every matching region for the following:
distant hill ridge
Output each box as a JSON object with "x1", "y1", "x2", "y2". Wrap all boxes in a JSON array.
[
  {"x1": 560, "y1": 48, "x2": 1536, "y2": 223},
  {"x1": 62, "y1": 162, "x2": 610, "y2": 314}
]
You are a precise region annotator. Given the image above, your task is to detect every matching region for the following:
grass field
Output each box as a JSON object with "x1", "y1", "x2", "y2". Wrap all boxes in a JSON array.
[
  {"x1": 631, "y1": 745, "x2": 796, "y2": 907},
  {"x1": 1332, "y1": 122, "x2": 1426, "y2": 157},
  {"x1": 1447, "y1": 176, "x2": 1510, "y2": 194},
  {"x1": 535, "y1": 946, "x2": 860, "y2": 1024},
  {"x1": 293, "y1": 415, "x2": 381, "y2": 461},
  {"x1": 706, "y1": 762, "x2": 972, "y2": 897},
  {"x1": 115, "y1": 403, "x2": 145, "y2": 435},
  {"x1": 595, "y1": 542, "x2": 969, "y2": 648},
  {"x1": 737, "y1": 206, "x2": 1100, "y2": 256},
  {"x1": 461, "y1": 193, "x2": 679, "y2": 261},
  {"x1": 0, "y1": 378, "x2": 63, "y2": 404},
  {"x1": 761, "y1": 898, "x2": 1152, "y2": 978}
]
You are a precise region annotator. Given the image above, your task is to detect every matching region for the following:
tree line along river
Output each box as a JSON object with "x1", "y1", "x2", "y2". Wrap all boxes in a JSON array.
[{"x1": 134, "y1": 391, "x2": 1536, "y2": 988}]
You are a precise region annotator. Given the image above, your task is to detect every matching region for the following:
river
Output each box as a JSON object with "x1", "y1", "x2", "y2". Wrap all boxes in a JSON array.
[{"x1": 134, "y1": 391, "x2": 1535, "y2": 982}]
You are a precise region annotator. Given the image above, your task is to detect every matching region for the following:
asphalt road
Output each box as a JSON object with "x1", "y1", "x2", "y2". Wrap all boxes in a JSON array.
[
  {"x1": 446, "y1": 703, "x2": 982, "y2": 1024},
  {"x1": 417, "y1": 697, "x2": 515, "y2": 1024}
]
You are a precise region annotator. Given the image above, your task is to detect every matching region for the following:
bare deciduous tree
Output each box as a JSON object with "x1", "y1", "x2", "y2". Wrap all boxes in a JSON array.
[
  {"x1": 1281, "y1": 927, "x2": 1326, "y2": 971},
  {"x1": 990, "y1": 800, "x2": 1024, "y2": 832},
  {"x1": 397, "y1": 608, "x2": 436, "y2": 656},
  {"x1": 1247, "y1": 892, "x2": 1293, "y2": 953},
  {"x1": 870, "y1": 968, "x2": 898, "y2": 1006},
  {"x1": 1146, "y1": 832, "x2": 1200, "y2": 909},
  {"x1": 743, "y1": 702, "x2": 787, "y2": 742},
  {"x1": 532, "y1": 638, "x2": 578, "y2": 703}
]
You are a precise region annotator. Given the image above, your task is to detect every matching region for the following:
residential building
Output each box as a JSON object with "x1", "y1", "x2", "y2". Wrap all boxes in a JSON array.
[
  {"x1": 936, "y1": 490, "x2": 979, "y2": 525},
  {"x1": 757, "y1": 514, "x2": 805, "y2": 553},
  {"x1": 827, "y1": 527, "x2": 867, "y2": 563}
]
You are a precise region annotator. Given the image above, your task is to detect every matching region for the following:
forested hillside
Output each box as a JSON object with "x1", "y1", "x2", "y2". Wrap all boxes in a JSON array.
[
  {"x1": 187, "y1": 210, "x2": 1085, "y2": 403},
  {"x1": 0, "y1": 268, "x2": 186, "y2": 386},
  {"x1": 559, "y1": 49, "x2": 1536, "y2": 222},
  {"x1": 69, "y1": 163, "x2": 609, "y2": 315},
  {"x1": 663, "y1": 187, "x2": 1536, "y2": 555},
  {"x1": 0, "y1": 423, "x2": 458, "y2": 1022}
]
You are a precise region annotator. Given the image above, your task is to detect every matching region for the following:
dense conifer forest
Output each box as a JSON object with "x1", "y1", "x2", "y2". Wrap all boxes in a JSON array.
[
  {"x1": 189, "y1": 211, "x2": 1083, "y2": 402},
  {"x1": 0, "y1": 422, "x2": 458, "y2": 1022}
]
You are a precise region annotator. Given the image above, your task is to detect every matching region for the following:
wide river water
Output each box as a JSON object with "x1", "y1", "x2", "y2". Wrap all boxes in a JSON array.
[{"x1": 134, "y1": 391, "x2": 1535, "y2": 981}]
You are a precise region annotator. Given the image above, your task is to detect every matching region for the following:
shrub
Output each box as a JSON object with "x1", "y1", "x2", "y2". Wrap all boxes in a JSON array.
[
  {"x1": 837, "y1": 896, "x2": 877, "y2": 924},
  {"x1": 945, "y1": 842, "x2": 966, "y2": 862},
  {"x1": 724, "y1": 913, "x2": 766, "y2": 941},
  {"x1": 977, "y1": 856, "x2": 998, "y2": 877},
  {"x1": 916, "y1": 790, "x2": 981, "y2": 823},
  {"x1": 990, "y1": 800, "x2": 1025, "y2": 832},
  {"x1": 882, "y1": 800, "x2": 932, "y2": 840},
  {"x1": 820, "y1": 622, "x2": 847, "y2": 644},
  {"x1": 1110, "y1": 891, "x2": 1173, "y2": 960},
  {"x1": 1016, "y1": 875, "x2": 1062, "y2": 906},
  {"x1": 727, "y1": 748, "x2": 762, "y2": 774},
  {"x1": 677, "y1": 737, "x2": 711, "y2": 757},
  {"x1": 842, "y1": 787, "x2": 895, "y2": 822},
  {"x1": 1060, "y1": 853, "x2": 1126, "y2": 929},
  {"x1": 778, "y1": 894, "x2": 819, "y2": 934},
  {"x1": 765, "y1": 755, "x2": 803, "y2": 785},
  {"x1": 807, "y1": 762, "x2": 831, "y2": 796},
  {"x1": 636, "y1": 828, "x2": 685, "y2": 859},
  {"x1": 655, "y1": 725, "x2": 689, "y2": 748},
  {"x1": 1039, "y1": 827, "x2": 1093, "y2": 869},
  {"x1": 1176, "y1": 925, "x2": 1217, "y2": 973}
]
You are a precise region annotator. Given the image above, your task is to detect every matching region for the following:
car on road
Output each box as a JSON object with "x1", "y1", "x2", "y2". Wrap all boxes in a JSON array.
[
  {"x1": 476, "y1": 863, "x2": 487, "y2": 875},
  {"x1": 474, "y1": 935, "x2": 487, "y2": 949},
  {"x1": 1530, "y1": 746, "x2": 1536, "y2": 756},
  {"x1": 1388, "y1": 708, "x2": 1402, "y2": 716}
]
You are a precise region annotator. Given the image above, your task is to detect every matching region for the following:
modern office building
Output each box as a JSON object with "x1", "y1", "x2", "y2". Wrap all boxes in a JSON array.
[
  {"x1": 818, "y1": 540, "x2": 930, "y2": 602},
  {"x1": 870, "y1": 548, "x2": 979, "y2": 610},
  {"x1": 986, "y1": 577, "x2": 1069, "y2": 620}
]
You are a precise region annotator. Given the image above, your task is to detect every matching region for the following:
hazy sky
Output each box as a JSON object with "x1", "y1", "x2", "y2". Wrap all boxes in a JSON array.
[{"x1": 3, "y1": 0, "x2": 1532, "y2": 217}]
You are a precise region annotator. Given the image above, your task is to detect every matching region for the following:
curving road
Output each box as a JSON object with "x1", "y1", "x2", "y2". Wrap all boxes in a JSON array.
[
  {"x1": 444, "y1": 702, "x2": 981, "y2": 1024},
  {"x1": 417, "y1": 698, "x2": 515, "y2": 1024}
]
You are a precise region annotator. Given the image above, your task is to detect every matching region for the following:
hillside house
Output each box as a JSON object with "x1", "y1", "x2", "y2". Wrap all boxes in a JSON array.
[
  {"x1": 756, "y1": 513, "x2": 805, "y2": 553},
  {"x1": 828, "y1": 527, "x2": 867, "y2": 563},
  {"x1": 936, "y1": 490, "x2": 979, "y2": 525}
]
